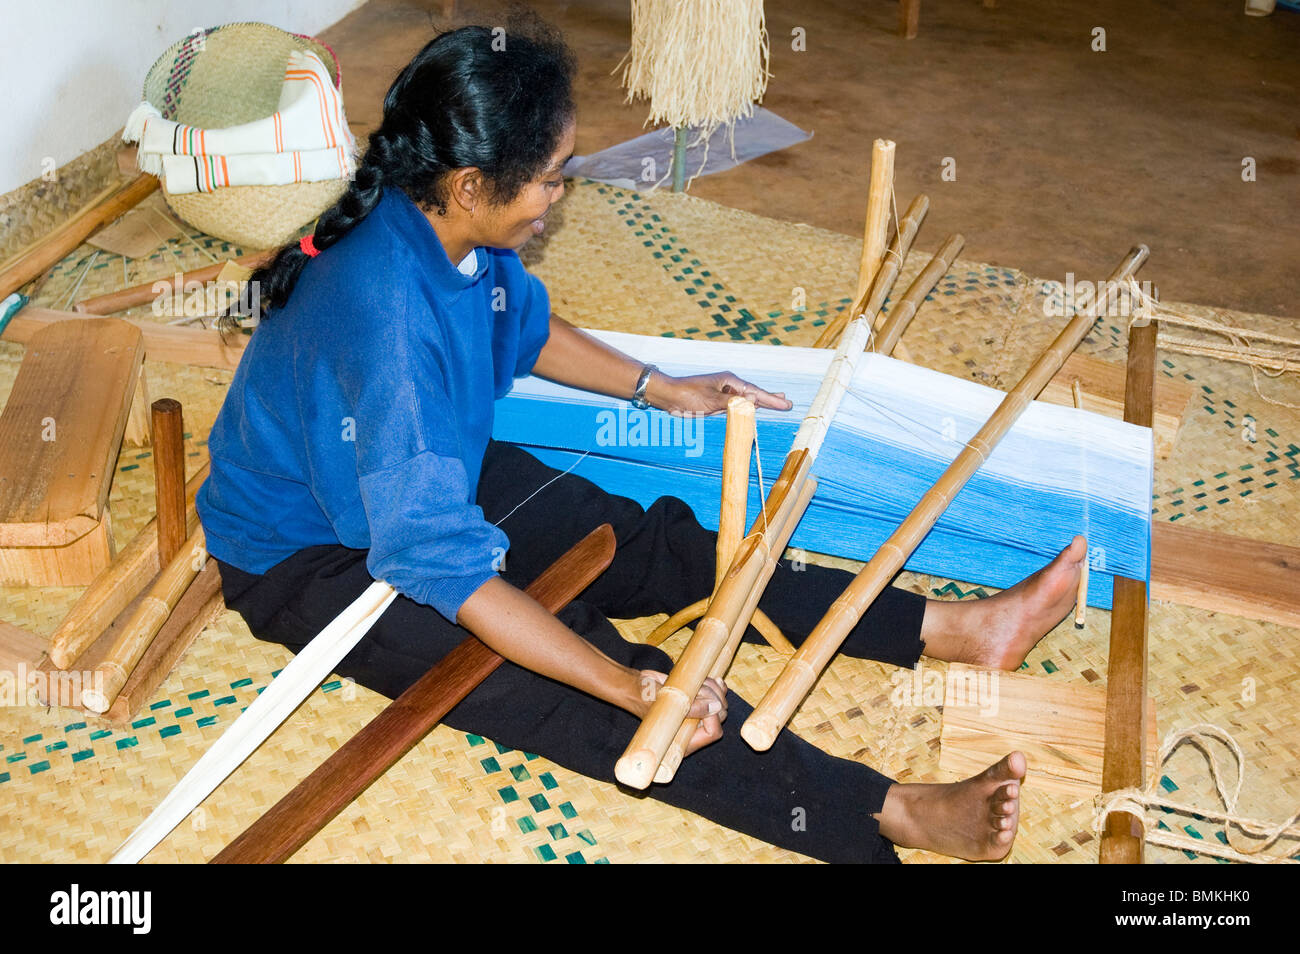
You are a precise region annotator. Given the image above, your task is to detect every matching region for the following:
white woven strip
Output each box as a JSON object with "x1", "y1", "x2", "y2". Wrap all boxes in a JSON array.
[{"x1": 109, "y1": 581, "x2": 398, "y2": 864}]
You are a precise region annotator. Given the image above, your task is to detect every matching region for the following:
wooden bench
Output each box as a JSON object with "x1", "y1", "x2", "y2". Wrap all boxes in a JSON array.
[{"x1": 0, "y1": 318, "x2": 143, "y2": 585}]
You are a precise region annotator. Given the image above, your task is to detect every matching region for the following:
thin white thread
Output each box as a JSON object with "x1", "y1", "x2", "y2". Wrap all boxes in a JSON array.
[
  {"x1": 1124, "y1": 279, "x2": 1300, "y2": 410},
  {"x1": 58, "y1": 250, "x2": 100, "y2": 309},
  {"x1": 494, "y1": 449, "x2": 593, "y2": 528},
  {"x1": 841, "y1": 384, "x2": 987, "y2": 461},
  {"x1": 752, "y1": 427, "x2": 768, "y2": 538},
  {"x1": 883, "y1": 185, "x2": 902, "y2": 272}
]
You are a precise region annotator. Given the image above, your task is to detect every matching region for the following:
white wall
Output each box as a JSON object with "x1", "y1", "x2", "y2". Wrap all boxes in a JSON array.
[{"x1": 0, "y1": 0, "x2": 367, "y2": 194}]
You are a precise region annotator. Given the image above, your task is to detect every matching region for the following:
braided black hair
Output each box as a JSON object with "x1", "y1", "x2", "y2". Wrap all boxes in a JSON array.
[{"x1": 251, "y1": 21, "x2": 576, "y2": 313}]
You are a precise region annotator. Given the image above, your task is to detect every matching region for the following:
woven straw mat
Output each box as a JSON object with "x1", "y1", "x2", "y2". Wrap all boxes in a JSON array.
[{"x1": 2, "y1": 178, "x2": 1296, "y2": 864}]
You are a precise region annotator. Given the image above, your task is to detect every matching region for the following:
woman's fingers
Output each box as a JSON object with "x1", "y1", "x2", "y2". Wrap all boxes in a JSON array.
[
  {"x1": 720, "y1": 374, "x2": 793, "y2": 411},
  {"x1": 666, "y1": 372, "x2": 792, "y2": 415},
  {"x1": 688, "y1": 712, "x2": 724, "y2": 755}
]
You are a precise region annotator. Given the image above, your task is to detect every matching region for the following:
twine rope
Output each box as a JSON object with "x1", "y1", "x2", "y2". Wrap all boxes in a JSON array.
[
  {"x1": 1120, "y1": 280, "x2": 1300, "y2": 410},
  {"x1": 1094, "y1": 723, "x2": 1300, "y2": 864}
]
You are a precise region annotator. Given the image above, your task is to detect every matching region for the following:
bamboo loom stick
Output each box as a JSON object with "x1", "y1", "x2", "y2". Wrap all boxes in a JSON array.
[
  {"x1": 105, "y1": 560, "x2": 224, "y2": 724},
  {"x1": 742, "y1": 245, "x2": 1152, "y2": 751},
  {"x1": 1100, "y1": 318, "x2": 1157, "y2": 865},
  {"x1": 654, "y1": 475, "x2": 818, "y2": 784},
  {"x1": 48, "y1": 463, "x2": 207, "y2": 670},
  {"x1": 814, "y1": 193, "x2": 929, "y2": 349},
  {"x1": 110, "y1": 577, "x2": 399, "y2": 863},
  {"x1": 632, "y1": 220, "x2": 906, "y2": 786},
  {"x1": 856, "y1": 140, "x2": 896, "y2": 304},
  {"x1": 83, "y1": 525, "x2": 206, "y2": 713},
  {"x1": 871, "y1": 233, "x2": 965, "y2": 357},
  {"x1": 74, "y1": 251, "x2": 274, "y2": 314},
  {"x1": 644, "y1": 400, "x2": 791, "y2": 653},
  {"x1": 0, "y1": 175, "x2": 158, "y2": 301},
  {"x1": 151, "y1": 399, "x2": 186, "y2": 566},
  {"x1": 211, "y1": 524, "x2": 617, "y2": 863},
  {"x1": 615, "y1": 449, "x2": 813, "y2": 789},
  {"x1": 716, "y1": 397, "x2": 756, "y2": 591},
  {"x1": 645, "y1": 603, "x2": 788, "y2": 651}
]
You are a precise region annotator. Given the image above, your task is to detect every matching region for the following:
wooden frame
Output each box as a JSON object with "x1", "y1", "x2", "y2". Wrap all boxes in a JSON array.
[{"x1": 1099, "y1": 318, "x2": 1157, "y2": 864}]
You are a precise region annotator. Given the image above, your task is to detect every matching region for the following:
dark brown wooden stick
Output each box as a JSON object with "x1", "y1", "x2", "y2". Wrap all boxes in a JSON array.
[
  {"x1": 211, "y1": 523, "x2": 617, "y2": 864},
  {"x1": 151, "y1": 399, "x2": 186, "y2": 566},
  {"x1": 1100, "y1": 318, "x2": 1157, "y2": 865}
]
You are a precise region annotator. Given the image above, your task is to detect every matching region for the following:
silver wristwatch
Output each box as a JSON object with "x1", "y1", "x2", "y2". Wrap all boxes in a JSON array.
[{"x1": 631, "y1": 363, "x2": 657, "y2": 410}]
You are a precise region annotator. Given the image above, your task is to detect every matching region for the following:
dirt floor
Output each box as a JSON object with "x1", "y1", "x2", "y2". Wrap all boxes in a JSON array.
[{"x1": 319, "y1": 0, "x2": 1300, "y2": 320}]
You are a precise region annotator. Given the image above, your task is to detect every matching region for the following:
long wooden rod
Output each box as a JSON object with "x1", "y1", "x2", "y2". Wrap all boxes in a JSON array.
[
  {"x1": 211, "y1": 523, "x2": 617, "y2": 864},
  {"x1": 0, "y1": 175, "x2": 158, "y2": 301},
  {"x1": 856, "y1": 139, "x2": 896, "y2": 303},
  {"x1": 75, "y1": 251, "x2": 274, "y2": 315},
  {"x1": 1099, "y1": 318, "x2": 1157, "y2": 865},
  {"x1": 614, "y1": 451, "x2": 812, "y2": 789},
  {"x1": 742, "y1": 245, "x2": 1151, "y2": 751},
  {"x1": 654, "y1": 475, "x2": 818, "y2": 783},
  {"x1": 814, "y1": 193, "x2": 929, "y2": 349},
  {"x1": 871, "y1": 232, "x2": 965, "y2": 357}
]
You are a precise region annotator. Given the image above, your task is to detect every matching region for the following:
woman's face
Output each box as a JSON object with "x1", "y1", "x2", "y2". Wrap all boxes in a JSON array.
[{"x1": 477, "y1": 118, "x2": 576, "y2": 250}]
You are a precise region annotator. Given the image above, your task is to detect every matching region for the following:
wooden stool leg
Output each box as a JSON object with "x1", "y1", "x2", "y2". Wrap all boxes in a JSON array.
[
  {"x1": 124, "y1": 366, "x2": 151, "y2": 447},
  {"x1": 899, "y1": 0, "x2": 920, "y2": 38},
  {"x1": 151, "y1": 398, "x2": 186, "y2": 565}
]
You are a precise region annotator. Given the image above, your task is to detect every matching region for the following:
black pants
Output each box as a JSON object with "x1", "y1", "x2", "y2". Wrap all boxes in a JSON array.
[{"x1": 216, "y1": 441, "x2": 927, "y2": 863}]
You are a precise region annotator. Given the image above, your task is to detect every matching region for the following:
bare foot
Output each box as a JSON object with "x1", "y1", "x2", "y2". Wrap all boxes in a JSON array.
[
  {"x1": 919, "y1": 536, "x2": 1085, "y2": 670},
  {"x1": 874, "y1": 752, "x2": 1026, "y2": 861}
]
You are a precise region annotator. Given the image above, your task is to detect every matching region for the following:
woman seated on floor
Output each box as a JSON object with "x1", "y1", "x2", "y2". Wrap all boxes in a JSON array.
[{"x1": 198, "y1": 21, "x2": 1084, "y2": 864}]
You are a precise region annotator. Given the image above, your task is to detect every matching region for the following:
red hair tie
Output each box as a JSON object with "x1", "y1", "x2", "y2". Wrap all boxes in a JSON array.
[{"x1": 300, "y1": 234, "x2": 320, "y2": 258}]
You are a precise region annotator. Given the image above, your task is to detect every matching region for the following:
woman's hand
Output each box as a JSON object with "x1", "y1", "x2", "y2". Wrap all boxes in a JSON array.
[
  {"x1": 531, "y1": 318, "x2": 793, "y2": 417},
  {"x1": 647, "y1": 370, "x2": 793, "y2": 416},
  {"x1": 636, "y1": 671, "x2": 729, "y2": 756}
]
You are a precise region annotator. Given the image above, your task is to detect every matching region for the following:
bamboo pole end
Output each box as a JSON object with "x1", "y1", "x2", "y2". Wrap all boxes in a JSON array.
[
  {"x1": 739, "y1": 715, "x2": 778, "y2": 752},
  {"x1": 614, "y1": 751, "x2": 659, "y2": 790},
  {"x1": 82, "y1": 678, "x2": 119, "y2": 714},
  {"x1": 653, "y1": 754, "x2": 681, "y2": 784}
]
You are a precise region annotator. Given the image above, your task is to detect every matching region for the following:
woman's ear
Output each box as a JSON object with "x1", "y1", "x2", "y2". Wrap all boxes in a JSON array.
[{"x1": 447, "y1": 167, "x2": 485, "y2": 213}]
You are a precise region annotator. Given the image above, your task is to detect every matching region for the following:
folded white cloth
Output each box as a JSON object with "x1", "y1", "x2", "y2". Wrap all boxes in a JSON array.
[{"x1": 124, "y1": 49, "x2": 357, "y2": 194}]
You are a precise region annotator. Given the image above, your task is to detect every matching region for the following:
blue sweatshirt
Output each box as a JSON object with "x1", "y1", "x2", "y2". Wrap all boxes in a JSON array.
[{"x1": 196, "y1": 187, "x2": 552, "y2": 620}]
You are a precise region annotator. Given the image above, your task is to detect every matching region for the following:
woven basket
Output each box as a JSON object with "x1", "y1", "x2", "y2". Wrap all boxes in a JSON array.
[{"x1": 141, "y1": 22, "x2": 350, "y2": 249}]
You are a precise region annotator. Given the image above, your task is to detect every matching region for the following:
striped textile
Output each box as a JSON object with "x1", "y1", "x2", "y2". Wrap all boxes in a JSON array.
[{"x1": 123, "y1": 49, "x2": 357, "y2": 194}]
